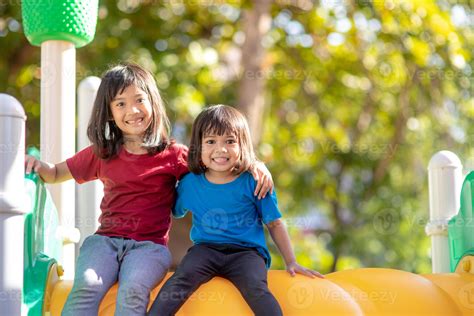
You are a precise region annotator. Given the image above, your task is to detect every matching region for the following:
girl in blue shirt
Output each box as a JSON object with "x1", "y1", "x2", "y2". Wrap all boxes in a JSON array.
[{"x1": 148, "y1": 105, "x2": 323, "y2": 315}]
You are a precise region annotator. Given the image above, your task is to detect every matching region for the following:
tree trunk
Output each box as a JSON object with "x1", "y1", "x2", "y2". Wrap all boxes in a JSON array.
[{"x1": 237, "y1": 0, "x2": 272, "y2": 146}]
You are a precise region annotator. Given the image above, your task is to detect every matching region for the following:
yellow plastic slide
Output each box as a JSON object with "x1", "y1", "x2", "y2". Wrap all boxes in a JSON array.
[{"x1": 47, "y1": 256, "x2": 474, "y2": 315}]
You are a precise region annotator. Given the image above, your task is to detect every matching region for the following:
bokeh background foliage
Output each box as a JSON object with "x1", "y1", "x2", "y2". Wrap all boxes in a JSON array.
[{"x1": 0, "y1": 0, "x2": 472, "y2": 274}]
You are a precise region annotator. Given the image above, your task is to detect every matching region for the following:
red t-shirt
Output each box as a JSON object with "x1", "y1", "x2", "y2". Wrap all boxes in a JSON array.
[{"x1": 66, "y1": 143, "x2": 189, "y2": 245}]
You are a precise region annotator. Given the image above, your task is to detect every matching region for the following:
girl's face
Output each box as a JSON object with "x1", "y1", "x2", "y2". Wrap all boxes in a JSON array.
[
  {"x1": 201, "y1": 132, "x2": 240, "y2": 178},
  {"x1": 109, "y1": 84, "x2": 153, "y2": 139}
]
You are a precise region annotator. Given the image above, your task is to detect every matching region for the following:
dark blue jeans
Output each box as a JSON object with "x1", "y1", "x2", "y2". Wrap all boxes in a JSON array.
[{"x1": 148, "y1": 243, "x2": 282, "y2": 316}]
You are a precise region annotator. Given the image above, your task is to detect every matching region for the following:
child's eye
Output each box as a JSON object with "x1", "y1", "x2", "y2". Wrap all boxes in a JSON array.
[
  {"x1": 137, "y1": 98, "x2": 145, "y2": 103},
  {"x1": 226, "y1": 139, "x2": 236, "y2": 144},
  {"x1": 115, "y1": 102, "x2": 125, "y2": 107},
  {"x1": 205, "y1": 140, "x2": 215, "y2": 144}
]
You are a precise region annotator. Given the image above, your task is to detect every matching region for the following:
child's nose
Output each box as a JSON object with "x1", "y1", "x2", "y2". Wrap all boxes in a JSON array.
[
  {"x1": 129, "y1": 105, "x2": 140, "y2": 113},
  {"x1": 217, "y1": 144, "x2": 228, "y2": 152}
]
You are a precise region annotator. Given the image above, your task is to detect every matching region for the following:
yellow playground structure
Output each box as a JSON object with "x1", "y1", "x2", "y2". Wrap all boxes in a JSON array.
[{"x1": 0, "y1": 1, "x2": 472, "y2": 315}]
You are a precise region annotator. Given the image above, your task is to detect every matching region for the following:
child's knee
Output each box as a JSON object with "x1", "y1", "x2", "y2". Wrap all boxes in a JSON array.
[
  {"x1": 117, "y1": 283, "x2": 149, "y2": 305},
  {"x1": 115, "y1": 283, "x2": 150, "y2": 315}
]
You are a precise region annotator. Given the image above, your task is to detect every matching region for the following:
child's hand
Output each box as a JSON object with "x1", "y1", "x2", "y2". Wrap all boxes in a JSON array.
[
  {"x1": 286, "y1": 262, "x2": 325, "y2": 279},
  {"x1": 250, "y1": 161, "x2": 273, "y2": 199},
  {"x1": 25, "y1": 155, "x2": 42, "y2": 174}
]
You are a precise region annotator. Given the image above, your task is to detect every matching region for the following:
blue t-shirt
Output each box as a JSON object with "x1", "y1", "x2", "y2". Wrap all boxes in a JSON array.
[{"x1": 174, "y1": 171, "x2": 282, "y2": 268}]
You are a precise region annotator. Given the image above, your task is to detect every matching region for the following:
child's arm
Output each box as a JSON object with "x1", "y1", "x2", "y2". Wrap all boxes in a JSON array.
[
  {"x1": 266, "y1": 219, "x2": 324, "y2": 279},
  {"x1": 249, "y1": 161, "x2": 274, "y2": 199},
  {"x1": 173, "y1": 177, "x2": 190, "y2": 218},
  {"x1": 25, "y1": 155, "x2": 73, "y2": 183}
]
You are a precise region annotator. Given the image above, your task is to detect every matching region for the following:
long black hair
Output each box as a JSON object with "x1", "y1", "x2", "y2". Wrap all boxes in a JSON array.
[{"x1": 87, "y1": 62, "x2": 170, "y2": 159}]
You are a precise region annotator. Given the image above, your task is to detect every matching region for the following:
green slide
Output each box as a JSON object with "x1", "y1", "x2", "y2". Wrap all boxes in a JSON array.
[
  {"x1": 23, "y1": 148, "x2": 62, "y2": 316},
  {"x1": 448, "y1": 171, "x2": 474, "y2": 272}
]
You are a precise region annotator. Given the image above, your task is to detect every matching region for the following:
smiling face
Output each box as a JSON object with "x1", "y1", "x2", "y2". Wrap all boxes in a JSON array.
[
  {"x1": 109, "y1": 84, "x2": 153, "y2": 140},
  {"x1": 188, "y1": 105, "x2": 256, "y2": 176},
  {"x1": 201, "y1": 132, "x2": 241, "y2": 181}
]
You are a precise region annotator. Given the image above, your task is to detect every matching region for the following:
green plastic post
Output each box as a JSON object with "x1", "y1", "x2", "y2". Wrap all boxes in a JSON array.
[
  {"x1": 22, "y1": 0, "x2": 98, "y2": 48},
  {"x1": 448, "y1": 171, "x2": 474, "y2": 272}
]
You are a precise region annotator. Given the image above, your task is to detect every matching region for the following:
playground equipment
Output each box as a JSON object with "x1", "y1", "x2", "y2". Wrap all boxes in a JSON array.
[{"x1": 0, "y1": 0, "x2": 473, "y2": 315}]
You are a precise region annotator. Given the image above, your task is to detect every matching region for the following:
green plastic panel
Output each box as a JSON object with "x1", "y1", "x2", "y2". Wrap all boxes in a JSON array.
[
  {"x1": 23, "y1": 148, "x2": 62, "y2": 316},
  {"x1": 448, "y1": 171, "x2": 474, "y2": 272},
  {"x1": 22, "y1": 0, "x2": 99, "y2": 48}
]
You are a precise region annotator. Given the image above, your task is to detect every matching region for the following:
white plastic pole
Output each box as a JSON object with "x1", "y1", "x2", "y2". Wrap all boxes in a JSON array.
[
  {"x1": 41, "y1": 40, "x2": 78, "y2": 279},
  {"x1": 76, "y1": 77, "x2": 102, "y2": 252},
  {"x1": 426, "y1": 150, "x2": 462, "y2": 273},
  {"x1": 0, "y1": 94, "x2": 27, "y2": 315}
]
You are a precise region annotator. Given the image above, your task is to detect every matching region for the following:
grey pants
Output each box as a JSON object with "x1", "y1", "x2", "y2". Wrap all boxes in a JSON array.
[{"x1": 62, "y1": 234, "x2": 172, "y2": 316}]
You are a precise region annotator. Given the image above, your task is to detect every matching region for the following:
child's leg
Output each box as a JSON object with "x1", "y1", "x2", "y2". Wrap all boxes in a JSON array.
[
  {"x1": 62, "y1": 235, "x2": 120, "y2": 316},
  {"x1": 147, "y1": 244, "x2": 222, "y2": 316},
  {"x1": 223, "y1": 249, "x2": 283, "y2": 316},
  {"x1": 115, "y1": 239, "x2": 172, "y2": 316},
  {"x1": 115, "y1": 240, "x2": 171, "y2": 316}
]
